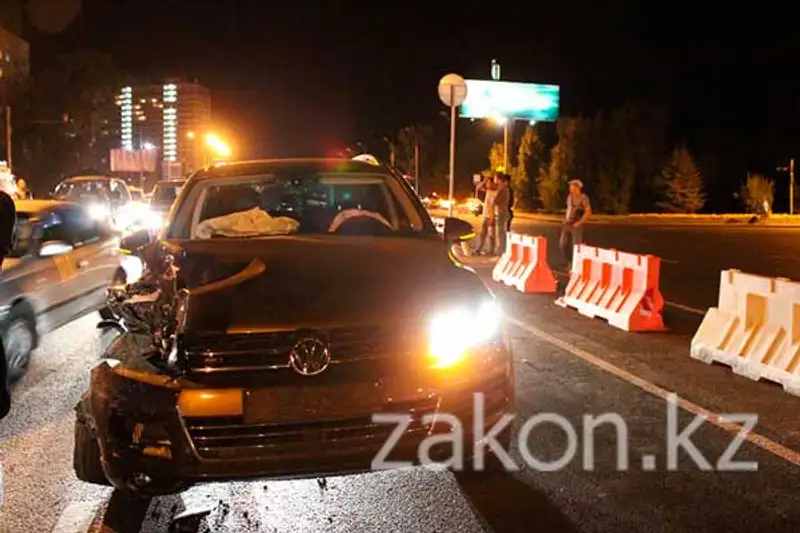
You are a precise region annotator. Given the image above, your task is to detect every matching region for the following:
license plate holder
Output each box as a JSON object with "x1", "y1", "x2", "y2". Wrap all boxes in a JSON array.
[{"x1": 244, "y1": 383, "x2": 383, "y2": 424}]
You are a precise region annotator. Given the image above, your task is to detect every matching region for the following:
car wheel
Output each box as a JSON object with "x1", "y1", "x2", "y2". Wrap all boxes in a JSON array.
[
  {"x1": 74, "y1": 417, "x2": 110, "y2": 486},
  {"x1": 99, "y1": 268, "x2": 127, "y2": 320},
  {"x1": 2, "y1": 304, "x2": 37, "y2": 381}
]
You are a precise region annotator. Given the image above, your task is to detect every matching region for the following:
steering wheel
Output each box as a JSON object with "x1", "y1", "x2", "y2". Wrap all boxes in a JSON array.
[{"x1": 329, "y1": 209, "x2": 393, "y2": 233}]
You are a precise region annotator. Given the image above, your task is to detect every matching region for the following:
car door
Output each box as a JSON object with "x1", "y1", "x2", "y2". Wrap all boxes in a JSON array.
[
  {"x1": 37, "y1": 209, "x2": 85, "y2": 307},
  {"x1": 60, "y1": 205, "x2": 121, "y2": 311}
]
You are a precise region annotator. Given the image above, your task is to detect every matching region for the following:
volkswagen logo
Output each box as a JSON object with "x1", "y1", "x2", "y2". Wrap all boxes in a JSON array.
[{"x1": 289, "y1": 337, "x2": 331, "y2": 376}]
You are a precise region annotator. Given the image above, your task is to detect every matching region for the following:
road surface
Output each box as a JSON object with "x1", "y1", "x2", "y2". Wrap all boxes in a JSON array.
[{"x1": 1, "y1": 219, "x2": 799, "y2": 532}]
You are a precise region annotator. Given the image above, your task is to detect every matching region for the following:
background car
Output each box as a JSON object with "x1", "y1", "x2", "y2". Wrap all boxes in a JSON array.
[
  {"x1": 52, "y1": 175, "x2": 138, "y2": 233},
  {"x1": 142, "y1": 179, "x2": 186, "y2": 233},
  {"x1": 0, "y1": 200, "x2": 125, "y2": 380}
]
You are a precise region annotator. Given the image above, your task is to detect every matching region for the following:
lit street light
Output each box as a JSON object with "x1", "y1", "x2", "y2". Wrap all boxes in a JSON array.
[{"x1": 205, "y1": 133, "x2": 231, "y2": 158}]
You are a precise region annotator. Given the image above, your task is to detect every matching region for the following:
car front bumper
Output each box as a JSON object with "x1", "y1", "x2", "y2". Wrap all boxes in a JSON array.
[{"x1": 87, "y1": 343, "x2": 515, "y2": 495}]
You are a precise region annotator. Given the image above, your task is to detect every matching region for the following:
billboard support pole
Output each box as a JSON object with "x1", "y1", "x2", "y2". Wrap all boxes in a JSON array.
[
  {"x1": 448, "y1": 85, "x2": 456, "y2": 218},
  {"x1": 503, "y1": 120, "x2": 510, "y2": 173}
]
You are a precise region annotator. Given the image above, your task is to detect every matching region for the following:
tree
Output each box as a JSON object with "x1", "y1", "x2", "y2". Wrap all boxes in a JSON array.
[
  {"x1": 395, "y1": 124, "x2": 434, "y2": 192},
  {"x1": 539, "y1": 118, "x2": 580, "y2": 212},
  {"x1": 488, "y1": 141, "x2": 504, "y2": 173},
  {"x1": 656, "y1": 146, "x2": 706, "y2": 213},
  {"x1": 740, "y1": 173, "x2": 774, "y2": 214},
  {"x1": 511, "y1": 124, "x2": 547, "y2": 210}
]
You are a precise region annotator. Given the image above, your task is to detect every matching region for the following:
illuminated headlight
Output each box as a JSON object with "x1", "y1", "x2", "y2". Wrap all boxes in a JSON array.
[
  {"x1": 144, "y1": 210, "x2": 164, "y2": 230},
  {"x1": 88, "y1": 203, "x2": 109, "y2": 220},
  {"x1": 120, "y1": 254, "x2": 144, "y2": 284},
  {"x1": 428, "y1": 299, "x2": 503, "y2": 368}
]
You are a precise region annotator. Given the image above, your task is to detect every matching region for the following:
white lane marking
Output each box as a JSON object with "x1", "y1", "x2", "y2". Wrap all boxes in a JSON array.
[
  {"x1": 51, "y1": 500, "x2": 104, "y2": 533},
  {"x1": 552, "y1": 270, "x2": 706, "y2": 315},
  {"x1": 665, "y1": 301, "x2": 705, "y2": 315},
  {"x1": 507, "y1": 316, "x2": 800, "y2": 467}
]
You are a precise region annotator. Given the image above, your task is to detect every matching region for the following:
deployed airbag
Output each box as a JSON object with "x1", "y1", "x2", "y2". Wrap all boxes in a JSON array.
[{"x1": 195, "y1": 208, "x2": 299, "y2": 238}]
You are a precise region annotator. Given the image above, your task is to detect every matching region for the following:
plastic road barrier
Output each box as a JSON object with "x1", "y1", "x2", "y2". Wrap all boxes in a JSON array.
[
  {"x1": 555, "y1": 244, "x2": 665, "y2": 332},
  {"x1": 492, "y1": 233, "x2": 556, "y2": 293},
  {"x1": 691, "y1": 269, "x2": 800, "y2": 396}
]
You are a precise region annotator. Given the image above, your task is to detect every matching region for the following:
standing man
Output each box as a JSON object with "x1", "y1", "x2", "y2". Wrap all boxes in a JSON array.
[
  {"x1": 473, "y1": 175, "x2": 498, "y2": 255},
  {"x1": 494, "y1": 174, "x2": 512, "y2": 256},
  {"x1": 560, "y1": 178, "x2": 591, "y2": 267},
  {"x1": 0, "y1": 177, "x2": 15, "y2": 419}
]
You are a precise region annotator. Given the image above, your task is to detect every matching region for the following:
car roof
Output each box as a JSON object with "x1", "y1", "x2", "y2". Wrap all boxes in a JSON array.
[
  {"x1": 59, "y1": 175, "x2": 126, "y2": 184},
  {"x1": 188, "y1": 158, "x2": 389, "y2": 182}
]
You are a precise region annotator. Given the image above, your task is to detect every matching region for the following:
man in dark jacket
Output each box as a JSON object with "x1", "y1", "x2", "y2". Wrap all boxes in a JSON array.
[{"x1": 0, "y1": 182, "x2": 15, "y2": 419}]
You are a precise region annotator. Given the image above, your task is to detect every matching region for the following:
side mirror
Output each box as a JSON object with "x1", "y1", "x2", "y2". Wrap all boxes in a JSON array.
[
  {"x1": 39, "y1": 240, "x2": 73, "y2": 257},
  {"x1": 120, "y1": 228, "x2": 152, "y2": 253},
  {"x1": 442, "y1": 217, "x2": 475, "y2": 243}
]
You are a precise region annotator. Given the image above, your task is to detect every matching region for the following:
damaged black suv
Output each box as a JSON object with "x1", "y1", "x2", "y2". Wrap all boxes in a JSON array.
[{"x1": 73, "y1": 158, "x2": 515, "y2": 496}]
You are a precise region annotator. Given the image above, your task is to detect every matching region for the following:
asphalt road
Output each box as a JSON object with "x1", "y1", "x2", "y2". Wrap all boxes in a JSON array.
[{"x1": 1, "y1": 221, "x2": 799, "y2": 532}]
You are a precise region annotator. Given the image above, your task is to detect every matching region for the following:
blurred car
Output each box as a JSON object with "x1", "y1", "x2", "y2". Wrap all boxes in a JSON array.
[
  {"x1": 142, "y1": 179, "x2": 186, "y2": 234},
  {"x1": 459, "y1": 197, "x2": 483, "y2": 216},
  {"x1": 0, "y1": 200, "x2": 126, "y2": 380},
  {"x1": 74, "y1": 158, "x2": 515, "y2": 496},
  {"x1": 52, "y1": 176, "x2": 138, "y2": 233}
]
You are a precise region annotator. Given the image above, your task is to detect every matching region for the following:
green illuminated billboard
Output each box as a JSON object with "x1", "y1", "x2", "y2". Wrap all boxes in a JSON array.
[{"x1": 460, "y1": 79, "x2": 560, "y2": 122}]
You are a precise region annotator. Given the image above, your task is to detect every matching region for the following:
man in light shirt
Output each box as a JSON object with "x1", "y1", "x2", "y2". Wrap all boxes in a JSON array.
[
  {"x1": 560, "y1": 178, "x2": 591, "y2": 267},
  {"x1": 473, "y1": 175, "x2": 497, "y2": 255}
]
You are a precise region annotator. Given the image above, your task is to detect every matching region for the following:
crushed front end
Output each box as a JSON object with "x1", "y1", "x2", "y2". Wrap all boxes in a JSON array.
[{"x1": 76, "y1": 246, "x2": 515, "y2": 496}]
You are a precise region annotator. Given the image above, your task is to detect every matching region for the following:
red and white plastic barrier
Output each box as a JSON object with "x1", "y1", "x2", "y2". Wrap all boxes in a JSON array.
[
  {"x1": 555, "y1": 244, "x2": 665, "y2": 332},
  {"x1": 492, "y1": 232, "x2": 556, "y2": 293}
]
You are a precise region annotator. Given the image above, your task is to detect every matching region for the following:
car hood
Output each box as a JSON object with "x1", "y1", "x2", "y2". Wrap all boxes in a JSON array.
[{"x1": 170, "y1": 236, "x2": 489, "y2": 333}]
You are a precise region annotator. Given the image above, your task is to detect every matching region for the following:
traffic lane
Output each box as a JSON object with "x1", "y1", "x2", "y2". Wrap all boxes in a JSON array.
[
  {"x1": 469, "y1": 256, "x2": 800, "y2": 454},
  {"x1": 512, "y1": 332, "x2": 800, "y2": 533},
  {"x1": 509, "y1": 217, "x2": 800, "y2": 312},
  {"x1": 0, "y1": 315, "x2": 114, "y2": 533},
  {"x1": 84, "y1": 321, "x2": 800, "y2": 532}
]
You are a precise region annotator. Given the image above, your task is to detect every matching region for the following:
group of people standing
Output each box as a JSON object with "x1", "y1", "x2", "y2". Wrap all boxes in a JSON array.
[
  {"x1": 471, "y1": 174, "x2": 592, "y2": 267},
  {"x1": 473, "y1": 172, "x2": 513, "y2": 256}
]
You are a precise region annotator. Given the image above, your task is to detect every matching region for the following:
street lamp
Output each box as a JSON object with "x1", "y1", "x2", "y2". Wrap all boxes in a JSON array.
[{"x1": 205, "y1": 133, "x2": 231, "y2": 158}]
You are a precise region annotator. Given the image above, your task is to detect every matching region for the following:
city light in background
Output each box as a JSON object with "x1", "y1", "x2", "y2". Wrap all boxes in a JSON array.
[
  {"x1": 120, "y1": 86, "x2": 132, "y2": 150},
  {"x1": 162, "y1": 84, "x2": 178, "y2": 162},
  {"x1": 205, "y1": 133, "x2": 231, "y2": 158}
]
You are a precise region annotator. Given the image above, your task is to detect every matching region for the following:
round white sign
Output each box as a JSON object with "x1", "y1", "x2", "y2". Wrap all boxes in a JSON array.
[{"x1": 438, "y1": 74, "x2": 467, "y2": 107}]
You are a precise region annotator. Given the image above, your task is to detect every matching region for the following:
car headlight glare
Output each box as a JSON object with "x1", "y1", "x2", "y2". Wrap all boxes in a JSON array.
[
  {"x1": 145, "y1": 211, "x2": 164, "y2": 230},
  {"x1": 428, "y1": 300, "x2": 503, "y2": 368},
  {"x1": 88, "y1": 203, "x2": 109, "y2": 220}
]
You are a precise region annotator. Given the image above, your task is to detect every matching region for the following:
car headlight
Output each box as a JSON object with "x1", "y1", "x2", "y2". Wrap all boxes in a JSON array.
[
  {"x1": 428, "y1": 299, "x2": 503, "y2": 368},
  {"x1": 145, "y1": 211, "x2": 164, "y2": 230},
  {"x1": 88, "y1": 203, "x2": 109, "y2": 220}
]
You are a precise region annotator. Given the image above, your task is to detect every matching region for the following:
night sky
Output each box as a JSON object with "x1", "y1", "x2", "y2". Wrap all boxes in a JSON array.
[{"x1": 19, "y1": 1, "x2": 800, "y2": 176}]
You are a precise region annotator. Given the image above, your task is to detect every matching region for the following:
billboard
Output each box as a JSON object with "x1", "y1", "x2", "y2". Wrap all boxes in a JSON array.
[
  {"x1": 110, "y1": 148, "x2": 158, "y2": 172},
  {"x1": 460, "y1": 80, "x2": 560, "y2": 122}
]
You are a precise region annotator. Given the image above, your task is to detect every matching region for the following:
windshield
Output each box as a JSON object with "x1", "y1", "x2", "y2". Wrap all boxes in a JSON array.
[
  {"x1": 8, "y1": 213, "x2": 33, "y2": 258},
  {"x1": 151, "y1": 183, "x2": 183, "y2": 207},
  {"x1": 168, "y1": 171, "x2": 428, "y2": 240},
  {"x1": 54, "y1": 180, "x2": 128, "y2": 205}
]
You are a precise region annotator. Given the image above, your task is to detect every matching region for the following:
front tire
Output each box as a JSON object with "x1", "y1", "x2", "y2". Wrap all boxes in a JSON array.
[
  {"x1": 74, "y1": 417, "x2": 110, "y2": 486},
  {"x1": 2, "y1": 303, "x2": 37, "y2": 381}
]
